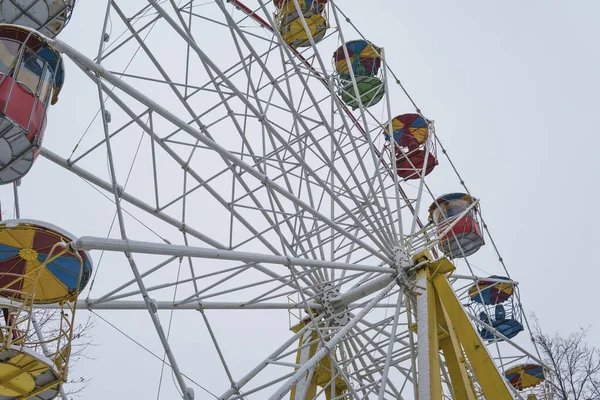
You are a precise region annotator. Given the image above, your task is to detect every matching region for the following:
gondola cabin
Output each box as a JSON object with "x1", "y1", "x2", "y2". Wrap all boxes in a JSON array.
[
  {"x1": 468, "y1": 276, "x2": 524, "y2": 341},
  {"x1": 504, "y1": 364, "x2": 545, "y2": 391},
  {"x1": 0, "y1": 220, "x2": 92, "y2": 304},
  {"x1": 0, "y1": 24, "x2": 64, "y2": 184},
  {"x1": 0, "y1": 219, "x2": 91, "y2": 399},
  {"x1": 385, "y1": 113, "x2": 437, "y2": 180},
  {"x1": 334, "y1": 40, "x2": 385, "y2": 109},
  {"x1": 275, "y1": 0, "x2": 328, "y2": 48},
  {"x1": 1, "y1": 0, "x2": 75, "y2": 38},
  {"x1": 468, "y1": 275, "x2": 514, "y2": 304},
  {"x1": 334, "y1": 40, "x2": 381, "y2": 80},
  {"x1": 476, "y1": 303, "x2": 524, "y2": 341},
  {"x1": 274, "y1": 0, "x2": 327, "y2": 8},
  {"x1": 428, "y1": 193, "x2": 484, "y2": 258},
  {"x1": 339, "y1": 76, "x2": 384, "y2": 110}
]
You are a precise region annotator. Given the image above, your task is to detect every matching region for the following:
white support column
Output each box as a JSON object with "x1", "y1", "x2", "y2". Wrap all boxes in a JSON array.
[{"x1": 416, "y1": 270, "x2": 430, "y2": 400}]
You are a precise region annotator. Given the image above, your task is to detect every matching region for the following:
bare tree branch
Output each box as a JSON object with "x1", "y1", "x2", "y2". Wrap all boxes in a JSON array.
[
  {"x1": 532, "y1": 314, "x2": 600, "y2": 400},
  {"x1": 28, "y1": 309, "x2": 97, "y2": 397}
]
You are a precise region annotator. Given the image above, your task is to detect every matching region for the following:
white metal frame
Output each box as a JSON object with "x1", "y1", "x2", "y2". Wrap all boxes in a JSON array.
[{"x1": 0, "y1": 1, "x2": 548, "y2": 398}]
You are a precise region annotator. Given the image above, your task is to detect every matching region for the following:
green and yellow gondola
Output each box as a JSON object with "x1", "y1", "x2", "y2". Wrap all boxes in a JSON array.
[{"x1": 275, "y1": 0, "x2": 329, "y2": 48}]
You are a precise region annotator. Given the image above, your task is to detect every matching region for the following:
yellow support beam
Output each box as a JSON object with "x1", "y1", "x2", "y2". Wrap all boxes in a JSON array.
[
  {"x1": 435, "y1": 292, "x2": 476, "y2": 400},
  {"x1": 433, "y1": 274, "x2": 513, "y2": 398},
  {"x1": 288, "y1": 252, "x2": 512, "y2": 399},
  {"x1": 289, "y1": 320, "x2": 348, "y2": 400},
  {"x1": 412, "y1": 253, "x2": 513, "y2": 399}
]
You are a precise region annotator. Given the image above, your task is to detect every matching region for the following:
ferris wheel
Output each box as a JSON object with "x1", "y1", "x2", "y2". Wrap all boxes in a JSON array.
[{"x1": 0, "y1": 1, "x2": 552, "y2": 399}]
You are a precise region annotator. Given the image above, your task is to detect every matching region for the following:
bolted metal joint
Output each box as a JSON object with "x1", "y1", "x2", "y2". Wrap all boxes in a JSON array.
[
  {"x1": 392, "y1": 246, "x2": 409, "y2": 271},
  {"x1": 318, "y1": 283, "x2": 350, "y2": 327}
]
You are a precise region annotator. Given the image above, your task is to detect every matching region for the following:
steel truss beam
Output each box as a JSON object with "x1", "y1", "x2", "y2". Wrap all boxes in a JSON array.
[{"x1": 72, "y1": 236, "x2": 393, "y2": 275}]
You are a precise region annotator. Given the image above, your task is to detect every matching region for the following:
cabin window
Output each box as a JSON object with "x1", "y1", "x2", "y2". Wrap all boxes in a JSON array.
[
  {"x1": 38, "y1": 65, "x2": 53, "y2": 106},
  {"x1": 0, "y1": 39, "x2": 21, "y2": 76},
  {"x1": 431, "y1": 207, "x2": 444, "y2": 223},
  {"x1": 445, "y1": 204, "x2": 469, "y2": 219},
  {"x1": 431, "y1": 202, "x2": 471, "y2": 223},
  {"x1": 16, "y1": 48, "x2": 45, "y2": 95}
]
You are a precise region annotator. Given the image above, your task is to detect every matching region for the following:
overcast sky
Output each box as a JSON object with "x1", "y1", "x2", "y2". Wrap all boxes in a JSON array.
[{"x1": 1, "y1": 0, "x2": 599, "y2": 398}]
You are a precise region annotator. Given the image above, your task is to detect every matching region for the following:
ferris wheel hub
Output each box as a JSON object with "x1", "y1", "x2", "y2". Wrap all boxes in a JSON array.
[
  {"x1": 392, "y1": 246, "x2": 409, "y2": 269},
  {"x1": 318, "y1": 283, "x2": 350, "y2": 327}
]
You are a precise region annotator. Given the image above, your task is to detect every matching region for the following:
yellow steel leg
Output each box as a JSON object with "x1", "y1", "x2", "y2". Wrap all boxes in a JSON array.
[
  {"x1": 412, "y1": 254, "x2": 513, "y2": 399},
  {"x1": 290, "y1": 321, "x2": 348, "y2": 400},
  {"x1": 432, "y1": 273, "x2": 513, "y2": 399},
  {"x1": 290, "y1": 327, "x2": 318, "y2": 400},
  {"x1": 435, "y1": 291, "x2": 476, "y2": 400}
]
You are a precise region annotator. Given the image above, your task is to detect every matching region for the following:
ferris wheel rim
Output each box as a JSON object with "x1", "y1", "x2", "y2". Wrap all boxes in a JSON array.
[{"x1": 0, "y1": 1, "x2": 551, "y2": 399}]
